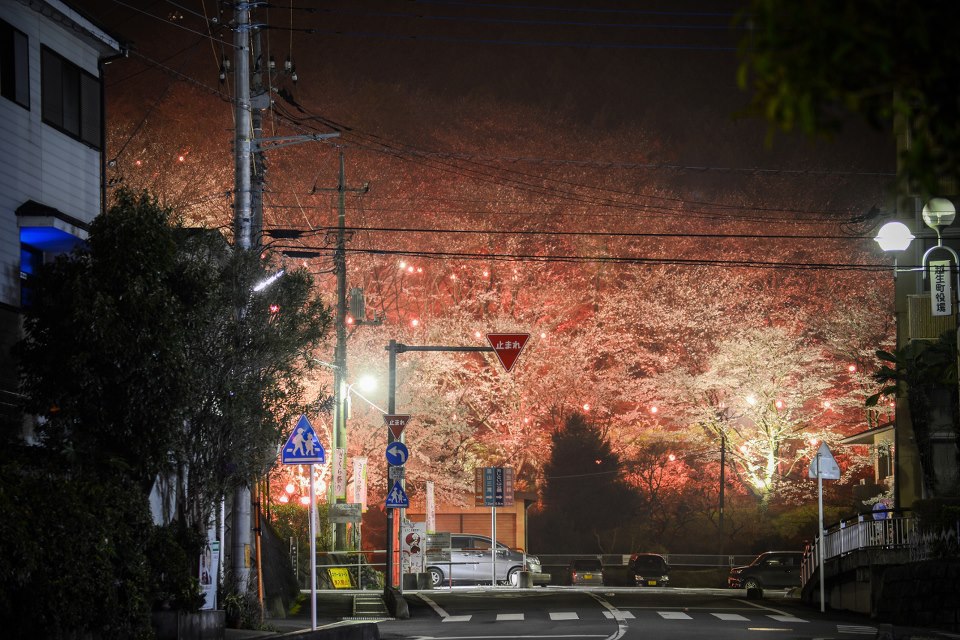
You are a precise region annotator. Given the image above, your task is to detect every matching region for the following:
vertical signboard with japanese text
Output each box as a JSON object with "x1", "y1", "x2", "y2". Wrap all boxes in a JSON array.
[
  {"x1": 333, "y1": 448, "x2": 347, "y2": 499},
  {"x1": 353, "y1": 457, "x2": 368, "y2": 511},
  {"x1": 426, "y1": 481, "x2": 436, "y2": 533},
  {"x1": 930, "y1": 260, "x2": 953, "y2": 316}
]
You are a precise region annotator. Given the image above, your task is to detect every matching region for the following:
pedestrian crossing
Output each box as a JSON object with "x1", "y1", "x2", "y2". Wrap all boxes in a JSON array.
[{"x1": 439, "y1": 610, "x2": 875, "y2": 634}]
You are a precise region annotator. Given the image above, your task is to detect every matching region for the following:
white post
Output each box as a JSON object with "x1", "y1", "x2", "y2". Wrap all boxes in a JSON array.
[
  {"x1": 817, "y1": 451, "x2": 826, "y2": 613},
  {"x1": 491, "y1": 506, "x2": 497, "y2": 587},
  {"x1": 309, "y1": 464, "x2": 317, "y2": 630}
]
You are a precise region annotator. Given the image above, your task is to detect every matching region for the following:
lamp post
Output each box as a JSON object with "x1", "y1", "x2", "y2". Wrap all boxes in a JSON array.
[{"x1": 875, "y1": 198, "x2": 959, "y2": 510}]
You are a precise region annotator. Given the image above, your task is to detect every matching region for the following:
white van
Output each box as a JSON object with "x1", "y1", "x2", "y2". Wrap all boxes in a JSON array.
[{"x1": 425, "y1": 533, "x2": 546, "y2": 587}]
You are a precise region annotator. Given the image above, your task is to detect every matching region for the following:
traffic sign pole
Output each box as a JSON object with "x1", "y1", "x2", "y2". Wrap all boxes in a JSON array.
[
  {"x1": 309, "y1": 463, "x2": 317, "y2": 630},
  {"x1": 384, "y1": 337, "x2": 530, "y2": 590}
]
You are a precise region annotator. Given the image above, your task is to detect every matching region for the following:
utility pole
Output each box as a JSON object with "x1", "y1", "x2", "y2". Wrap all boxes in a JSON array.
[
  {"x1": 231, "y1": 0, "x2": 253, "y2": 595},
  {"x1": 316, "y1": 149, "x2": 368, "y2": 550}
]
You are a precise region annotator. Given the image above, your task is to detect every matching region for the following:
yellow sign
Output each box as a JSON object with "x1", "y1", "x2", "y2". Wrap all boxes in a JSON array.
[{"x1": 328, "y1": 567, "x2": 352, "y2": 589}]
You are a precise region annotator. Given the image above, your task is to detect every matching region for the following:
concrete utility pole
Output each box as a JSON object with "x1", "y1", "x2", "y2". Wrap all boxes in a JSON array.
[
  {"x1": 316, "y1": 149, "x2": 368, "y2": 550},
  {"x1": 231, "y1": 0, "x2": 254, "y2": 595}
]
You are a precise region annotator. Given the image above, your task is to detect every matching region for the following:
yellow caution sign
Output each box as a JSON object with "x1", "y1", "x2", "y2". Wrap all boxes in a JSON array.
[{"x1": 328, "y1": 567, "x2": 352, "y2": 589}]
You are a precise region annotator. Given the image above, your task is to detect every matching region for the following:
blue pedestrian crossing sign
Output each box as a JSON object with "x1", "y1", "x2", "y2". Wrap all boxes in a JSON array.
[
  {"x1": 281, "y1": 415, "x2": 325, "y2": 464},
  {"x1": 385, "y1": 481, "x2": 409, "y2": 509}
]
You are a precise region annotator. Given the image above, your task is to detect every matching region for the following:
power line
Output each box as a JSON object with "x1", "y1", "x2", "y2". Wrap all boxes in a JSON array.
[
  {"x1": 275, "y1": 244, "x2": 891, "y2": 272},
  {"x1": 265, "y1": 224, "x2": 880, "y2": 242}
]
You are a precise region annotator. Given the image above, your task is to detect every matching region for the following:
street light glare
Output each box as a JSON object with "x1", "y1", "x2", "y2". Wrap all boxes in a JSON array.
[
  {"x1": 874, "y1": 221, "x2": 915, "y2": 252},
  {"x1": 355, "y1": 374, "x2": 377, "y2": 394}
]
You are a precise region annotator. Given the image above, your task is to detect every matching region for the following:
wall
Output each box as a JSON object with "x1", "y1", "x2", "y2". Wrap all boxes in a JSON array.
[{"x1": 874, "y1": 559, "x2": 960, "y2": 632}]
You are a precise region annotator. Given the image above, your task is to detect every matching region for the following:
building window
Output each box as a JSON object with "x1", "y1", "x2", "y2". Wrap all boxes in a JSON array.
[
  {"x1": 0, "y1": 19, "x2": 29, "y2": 108},
  {"x1": 41, "y1": 45, "x2": 101, "y2": 149}
]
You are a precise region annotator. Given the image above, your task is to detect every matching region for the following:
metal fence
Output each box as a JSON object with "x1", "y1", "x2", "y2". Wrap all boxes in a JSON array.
[
  {"x1": 534, "y1": 553, "x2": 758, "y2": 569},
  {"x1": 801, "y1": 512, "x2": 917, "y2": 584}
]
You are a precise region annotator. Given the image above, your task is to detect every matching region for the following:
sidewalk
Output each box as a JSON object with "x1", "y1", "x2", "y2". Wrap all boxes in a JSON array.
[{"x1": 224, "y1": 619, "x2": 380, "y2": 640}]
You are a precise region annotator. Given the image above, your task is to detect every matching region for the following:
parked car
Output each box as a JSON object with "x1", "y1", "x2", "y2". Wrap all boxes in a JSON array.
[
  {"x1": 425, "y1": 533, "x2": 548, "y2": 587},
  {"x1": 569, "y1": 558, "x2": 604, "y2": 586},
  {"x1": 728, "y1": 551, "x2": 804, "y2": 589},
  {"x1": 629, "y1": 553, "x2": 670, "y2": 587}
]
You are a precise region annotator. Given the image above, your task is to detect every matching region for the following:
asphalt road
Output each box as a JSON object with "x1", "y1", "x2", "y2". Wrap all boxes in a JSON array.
[{"x1": 377, "y1": 587, "x2": 890, "y2": 640}]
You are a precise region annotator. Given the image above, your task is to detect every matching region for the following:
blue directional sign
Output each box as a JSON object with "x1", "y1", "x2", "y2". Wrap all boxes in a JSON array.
[
  {"x1": 385, "y1": 441, "x2": 409, "y2": 467},
  {"x1": 385, "y1": 481, "x2": 409, "y2": 509},
  {"x1": 281, "y1": 415, "x2": 325, "y2": 464}
]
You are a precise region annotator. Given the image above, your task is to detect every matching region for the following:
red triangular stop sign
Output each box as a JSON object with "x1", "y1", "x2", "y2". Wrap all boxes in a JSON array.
[
  {"x1": 383, "y1": 414, "x2": 411, "y2": 440},
  {"x1": 486, "y1": 333, "x2": 530, "y2": 373}
]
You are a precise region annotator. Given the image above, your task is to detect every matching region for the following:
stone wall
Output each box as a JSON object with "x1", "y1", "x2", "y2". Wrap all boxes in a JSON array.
[{"x1": 874, "y1": 559, "x2": 960, "y2": 631}]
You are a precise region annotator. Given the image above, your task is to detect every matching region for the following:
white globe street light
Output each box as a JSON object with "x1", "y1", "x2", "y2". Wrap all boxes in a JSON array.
[{"x1": 874, "y1": 221, "x2": 915, "y2": 252}]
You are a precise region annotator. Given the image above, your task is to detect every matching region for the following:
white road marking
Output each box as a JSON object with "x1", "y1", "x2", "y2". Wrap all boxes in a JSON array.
[
  {"x1": 658, "y1": 611, "x2": 693, "y2": 620},
  {"x1": 442, "y1": 615, "x2": 474, "y2": 622},
  {"x1": 586, "y1": 590, "x2": 629, "y2": 640},
  {"x1": 712, "y1": 613, "x2": 750, "y2": 621},
  {"x1": 837, "y1": 624, "x2": 878, "y2": 634},
  {"x1": 417, "y1": 593, "x2": 451, "y2": 618},
  {"x1": 496, "y1": 613, "x2": 524, "y2": 621},
  {"x1": 736, "y1": 598, "x2": 792, "y2": 616},
  {"x1": 549, "y1": 612, "x2": 579, "y2": 621},
  {"x1": 602, "y1": 611, "x2": 635, "y2": 620},
  {"x1": 769, "y1": 615, "x2": 807, "y2": 623}
]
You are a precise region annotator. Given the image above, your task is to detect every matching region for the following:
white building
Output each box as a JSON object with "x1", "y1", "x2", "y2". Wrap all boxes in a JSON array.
[{"x1": 0, "y1": 0, "x2": 122, "y2": 430}]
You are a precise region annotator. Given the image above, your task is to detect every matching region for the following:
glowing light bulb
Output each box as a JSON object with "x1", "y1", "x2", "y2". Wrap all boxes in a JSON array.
[
  {"x1": 474, "y1": 331, "x2": 482, "y2": 339},
  {"x1": 775, "y1": 400, "x2": 784, "y2": 410},
  {"x1": 668, "y1": 454, "x2": 676, "y2": 462},
  {"x1": 650, "y1": 406, "x2": 658, "y2": 414},
  {"x1": 279, "y1": 494, "x2": 289, "y2": 503},
  {"x1": 823, "y1": 400, "x2": 832, "y2": 410},
  {"x1": 399, "y1": 261, "x2": 406, "y2": 269},
  {"x1": 285, "y1": 483, "x2": 295, "y2": 494},
  {"x1": 582, "y1": 403, "x2": 591, "y2": 412},
  {"x1": 410, "y1": 318, "x2": 419, "y2": 327},
  {"x1": 299, "y1": 496, "x2": 310, "y2": 505},
  {"x1": 848, "y1": 364, "x2": 857, "y2": 373}
]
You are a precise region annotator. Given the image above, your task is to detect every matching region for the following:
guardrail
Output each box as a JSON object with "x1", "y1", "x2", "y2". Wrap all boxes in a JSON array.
[{"x1": 535, "y1": 553, "x2": 759, "y2": 568}]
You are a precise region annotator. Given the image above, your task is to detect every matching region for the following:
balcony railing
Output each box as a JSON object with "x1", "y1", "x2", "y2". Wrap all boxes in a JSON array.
[{"x1": 801, "y1": 511, "x2": 917, "y2": 584}]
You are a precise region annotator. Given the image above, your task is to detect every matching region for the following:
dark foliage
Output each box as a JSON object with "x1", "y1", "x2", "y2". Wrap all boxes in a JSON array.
[{"x1": 532, "y1": 412, "x2": 637, "y2": 553}]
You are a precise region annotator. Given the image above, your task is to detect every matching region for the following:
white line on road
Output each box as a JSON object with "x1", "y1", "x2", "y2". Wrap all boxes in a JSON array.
[
  {"x1": 658, "y1": 612, "x2": 693, "y2": 620},
  {"x1": 417, "y1": 593, "x2": 451, "y2": 619},
  {"x1": 712, "y1": 613, "x2": 750, "y2": 621},
  {"x1": 496, "y1": 613, "x2": 524, "y2": 621},
  {"x1": 586, "y1": 591, "x2": 629, "y2": 640},
  {"x1": 548, "y1": 612, "x2": 579, "y2": 620},
  {"x1": 769, "y1": 615, "x2": 807, "y2": 623},
  {"x1": 442, "y1": 615, "x2": 473, "y2": 622},
  {"x1": 602, "y1": 611, "x2": 636, "y2": 620}
]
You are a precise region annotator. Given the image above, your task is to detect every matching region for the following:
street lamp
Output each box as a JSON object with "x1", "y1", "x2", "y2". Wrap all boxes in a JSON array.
[
  {"x1": 874, "y1": 198, "x2": 959, "y2": 511},
  {"x1": 346, "y1": 374, "x2": 384, "y2": 417}
]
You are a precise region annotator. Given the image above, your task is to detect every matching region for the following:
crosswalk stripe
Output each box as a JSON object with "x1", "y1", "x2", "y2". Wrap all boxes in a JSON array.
[
  {"x1": 658, "y1": 611, "x2": 693, "y2": 620},
  {"x1": 768, "y1": 615, "x2": 807, "y2": 623},
  {"x1": 712, "y1": 613, "x2": 750, "y2": 621},
  {"x1": 496, "y1": 613, "x2": 524, "y2": 621},
  {"x1": 837, "y1": 624, "x2": 878, "y2": 634},
  {"x1": 549, "y1": 612, "x2": 579, "y2": 621},
  {"x1": 442, "y1": 615, "x2": 473, "y2": 622},
  {"x1": 602, "y1": 610, "x2": 636, "y2": 620}
]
